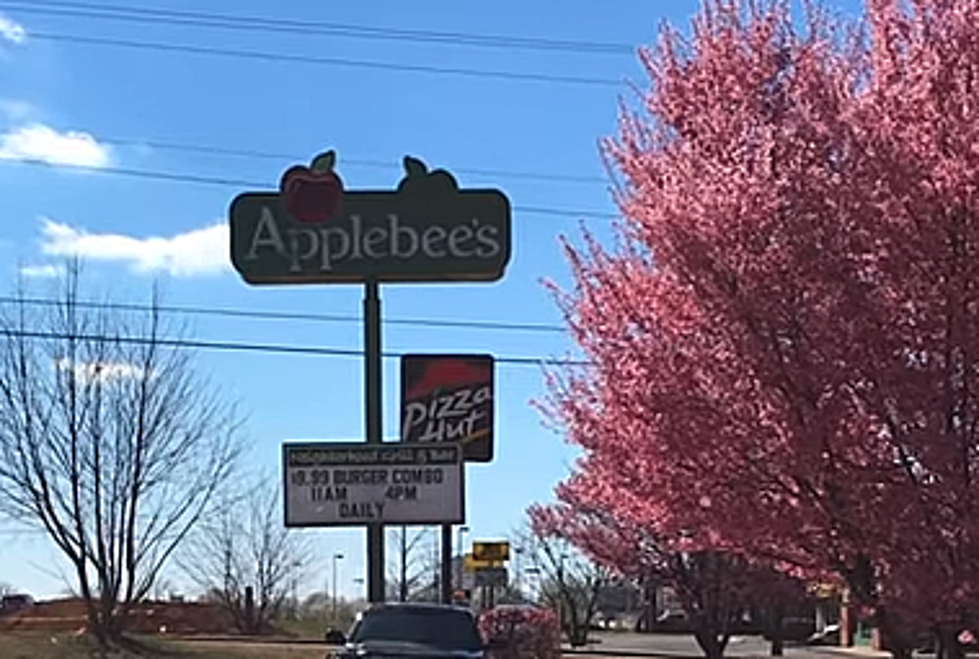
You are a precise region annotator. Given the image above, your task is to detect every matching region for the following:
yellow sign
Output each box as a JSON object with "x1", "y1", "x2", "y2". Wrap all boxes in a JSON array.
[
  {"x1": 809, "y1": 582, "x2": 842, "y2": 599},
  {"x1": 472, "y1": 541, "x2": 510, "y2": 563},
  {"x1": 464, "y1": 553, "x2": 503, "y2": 573}
]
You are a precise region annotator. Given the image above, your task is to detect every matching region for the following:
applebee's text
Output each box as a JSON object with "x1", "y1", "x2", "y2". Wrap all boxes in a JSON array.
[
  {"x1": 246, "y1": 209, "x2": 502, "y2": 272},
  {"x1": 402, "y1": 384, "x2": 491, "y2": 443}
]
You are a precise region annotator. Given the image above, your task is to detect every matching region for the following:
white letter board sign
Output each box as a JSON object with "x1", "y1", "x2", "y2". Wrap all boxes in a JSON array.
[{"x1": 283, "y1": 442, "x2": 464, "y2": 527}]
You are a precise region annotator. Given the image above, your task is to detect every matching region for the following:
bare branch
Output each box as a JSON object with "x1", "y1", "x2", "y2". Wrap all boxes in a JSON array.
[
  {"x1": 177, "y1": 473, "x2": 313, "y2": 634},
  {"x1": 0, "y1": 263, "x2": 245, "y2": 644}
]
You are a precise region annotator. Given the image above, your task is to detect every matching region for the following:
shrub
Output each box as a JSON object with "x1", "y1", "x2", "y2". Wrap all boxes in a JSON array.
[{"x1": 479, "y1": 605, "x2": 561, "y2": 659}]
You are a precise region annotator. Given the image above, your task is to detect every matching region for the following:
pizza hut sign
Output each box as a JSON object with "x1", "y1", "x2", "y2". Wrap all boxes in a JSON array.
[
  {"x1": 229, "y1": 151, "x2": 512, "y2": 284},
  {"x1": 400, "y1": 354, "x2": 495, "y2": 463}
]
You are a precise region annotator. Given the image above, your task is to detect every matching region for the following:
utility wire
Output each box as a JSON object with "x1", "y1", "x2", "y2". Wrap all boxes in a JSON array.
[
  {"x1": 0, "y1": 295, "x2": 567, "y2": 334},
  {"x1": 0, "y1": 329, "x2": 590, "y2": 368},
  {"x1": 95, "y1": 137, "x2": 611, "y2": 186},
  {"x1": 1, "y1": 6, "x2": 626, "y2": 204},
  {"x1": 0, "y1": 0, "x2": 637, "y2": 56},
  {"x1": 27, "y1": 31, "x2": 624, "y2": 88},
  {"x1": 12, "y1": 159, "x2": 619, "y2": 221}
]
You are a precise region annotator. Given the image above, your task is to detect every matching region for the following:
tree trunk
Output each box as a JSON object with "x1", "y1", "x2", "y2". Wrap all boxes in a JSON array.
[
  {"x1": 106, "y1": 603, "x2": 126, "y2": 644},
  {"x1": 88, "y1": 603, "x2": 125, "y2": 649},
  {"x1": 639, "y1": 582, "x2": 656, "y2": 634},
  {"x1": 87, "y1": 611, "x2": 110, "y2": 648},
  {"x1": 938, "y1": 627, "x2": 964, "y2": 659},
  {"x1": 569, "y1": 625, "x2": 589, "y2": 647},
  {"x1": 567, "y1": 600, "x2": 588, "y2": 647},
  {"x1": 769, "y1": 602, "x2": 785, "y2": 656},
  {"x1": 694, "y1": 628, "x2": 729, "y2": 659},
  {"x1": 244, "y1": 586, "x2": 256, "y2": 635},
  {"x1": 875, "y1": 608, "x2": 914, "y2": 659},
  {"x1": 75, "y1": 562, "x2": 117, "y2": 648},
  {"x1": 888, "y1": 642, "x2": 914, "y2": 659}
]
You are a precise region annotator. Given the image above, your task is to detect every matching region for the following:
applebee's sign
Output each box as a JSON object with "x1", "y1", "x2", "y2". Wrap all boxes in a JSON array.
[{"x1": 229, "y1": 151, "x2": 512, "y2": 284}]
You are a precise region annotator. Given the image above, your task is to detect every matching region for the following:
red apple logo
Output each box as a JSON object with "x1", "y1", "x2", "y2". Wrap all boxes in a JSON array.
[{"x1": 279, "y1": 150, "x2": 344, "y2": 224}]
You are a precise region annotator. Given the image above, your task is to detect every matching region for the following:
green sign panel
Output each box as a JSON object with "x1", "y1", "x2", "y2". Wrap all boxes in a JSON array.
[{"x1": 229, "y1": 151, "x2": 512, "y2": 284}]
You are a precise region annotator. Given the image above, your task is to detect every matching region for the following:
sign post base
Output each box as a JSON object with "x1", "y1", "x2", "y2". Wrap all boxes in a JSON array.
[{"x1": 441, "y1": 524, "x2": 453, "y2": 604}]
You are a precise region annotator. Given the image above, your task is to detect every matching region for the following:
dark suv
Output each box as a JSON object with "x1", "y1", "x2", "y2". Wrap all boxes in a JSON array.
[{"x1": 334, "y1": 602, "x2": 491, "y2": 658}]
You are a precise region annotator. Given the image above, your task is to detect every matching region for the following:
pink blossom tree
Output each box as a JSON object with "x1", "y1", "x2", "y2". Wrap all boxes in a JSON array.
[
  {"x1": 541, "y1": 1, "x2": 979, "y2": 657},
  {"x1": 531, "y1": 464, "x2": 812, "y2": 659}
]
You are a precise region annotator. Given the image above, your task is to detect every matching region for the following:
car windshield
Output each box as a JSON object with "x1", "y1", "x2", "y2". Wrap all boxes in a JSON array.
[{"x1": 348, "y1": 606, "x2": 483, "y2": 652}]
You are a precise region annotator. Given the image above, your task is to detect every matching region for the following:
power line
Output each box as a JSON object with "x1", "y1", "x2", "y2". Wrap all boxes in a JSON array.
[
  {"x1": 0, "y1": 329, "x2": 590, "y2": 368},
  {"x1": 27, "y1": 31, "x2": 624, "y2": 88},
  {"x1": 0, "y1": 295, "x2": 567, "y2": 334},
  {"x1": 11, "y1": 159, "x2": 619, "y2": 221},
  {"x1": 1, "y1": 0, "x2": 637, "y2": 56},
  {"x1": 95, "y1": 137, "x2": 610, "y2": 186}
]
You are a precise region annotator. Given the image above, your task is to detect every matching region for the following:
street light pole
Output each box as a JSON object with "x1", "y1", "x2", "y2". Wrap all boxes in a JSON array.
[
  {"x1": 514, "y1": 546, "x2": 524, "y2": 602},
  {"x1": 455, "y1": 526, "x2": 469, "y2": 591},
  {"x1": 332, "y1": 553, "x2": 344, "y2": 624}
]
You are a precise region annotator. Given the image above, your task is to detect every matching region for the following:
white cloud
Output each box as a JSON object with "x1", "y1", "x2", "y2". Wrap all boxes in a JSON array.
[
  {"x1": 55, "y1": 358, "x2": 145, "y2": 385},
  {"x1": 0, "y1": 123, "x2": 112, "y2": 169},
  {"x1": 19, "y1": 263, "x2": 65, "y2": 279},
  {"x1": 0, "y1": 13, "x2": 26, "y2": 45},
  {"x1": 39, "y1": 219, "x2": 231, "y2": 278}
]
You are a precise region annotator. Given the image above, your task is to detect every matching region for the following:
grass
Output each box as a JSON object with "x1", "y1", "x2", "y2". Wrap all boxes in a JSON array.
[
  {"x1": 0, "y1": 632, "x2": 100, "y2": 659},
  {"x1": 172, "y1": 639, "x2": 329, "y2": 659},
  {"x1": 0, "y1": 632, "x2": 332, "y2": 659},
  {"x1": 275, "y1": 617, "x2": 332, "y2": 639}
]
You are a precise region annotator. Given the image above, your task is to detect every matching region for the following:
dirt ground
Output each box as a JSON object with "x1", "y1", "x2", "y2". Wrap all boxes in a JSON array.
[
  {"x1": 0, "y1": 597, "x2": 240, "y2": 636},
  {"x1": 0, "y1": 599, "x2": 329, "y2": 658}
]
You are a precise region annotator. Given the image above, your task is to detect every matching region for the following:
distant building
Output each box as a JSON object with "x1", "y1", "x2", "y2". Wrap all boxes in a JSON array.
[
  {"x1": 597, "y1": 579, "x2": 642, "y2": 616},
  {"x1": 451, "y1": 554, "x2": 476, "y2": 592},
  {"x1": 0, "y1": 593, "x2": 34, "y2": 614}
]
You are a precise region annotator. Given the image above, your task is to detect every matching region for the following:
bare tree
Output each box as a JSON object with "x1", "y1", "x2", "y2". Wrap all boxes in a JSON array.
[
  {"x1": 178, "y1": 473, "x2": 313, "y2": 634},
  {"x1": 513, "y1": 522, "x2": 611, "y2": 647},
  {"x1": 387, "y1": 526, "x2": 435, "y2": 602},
  {"x1": 300, "y1": 591, "x2": 363, "y2": 631},
  {"x1": 0, "y1": 265, "x2": 243, "y2": 646}
]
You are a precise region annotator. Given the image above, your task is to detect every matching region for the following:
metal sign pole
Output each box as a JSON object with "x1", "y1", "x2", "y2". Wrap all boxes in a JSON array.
[
  {"x1": 440, "y1": 524, "x2": 453, "y2": 604},
  {"x1": 364, "y1": 278, "x2": 385, "y2": 603}
]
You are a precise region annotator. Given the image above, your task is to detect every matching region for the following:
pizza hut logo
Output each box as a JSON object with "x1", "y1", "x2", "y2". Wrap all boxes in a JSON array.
[{"x1": 400, "y1": 355, "x2": 494, "y2": 463}]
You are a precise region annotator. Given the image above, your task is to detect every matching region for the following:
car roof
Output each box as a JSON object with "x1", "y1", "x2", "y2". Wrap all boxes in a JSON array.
[{"x1": 363, "y1": 602, "x2": 474, "y2": 614}]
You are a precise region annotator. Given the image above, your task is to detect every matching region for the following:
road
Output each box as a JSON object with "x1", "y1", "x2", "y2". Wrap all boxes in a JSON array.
[
  {"x1": 176, "y1": 632, "x2": 890, "y2": 659},
  {"x1": 563, "y1": 632, "x2": 888, "y2": 658}
]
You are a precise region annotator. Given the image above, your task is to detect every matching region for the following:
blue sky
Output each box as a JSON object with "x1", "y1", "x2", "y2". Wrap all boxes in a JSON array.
[{"x1": 0, "y1": 0, "x2": 858, "y2": 601}]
